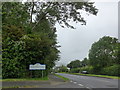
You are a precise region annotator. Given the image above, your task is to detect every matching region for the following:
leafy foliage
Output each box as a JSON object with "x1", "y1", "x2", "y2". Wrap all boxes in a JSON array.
[
  {"x1": 67, "y1": 60, "x2": 82, "y2": 69},
  {"x1": 100, "y1": 65, "x2": 120, "y2": 76},
  {"x1": 2, "y1": 2, "x2": 59, "y2": 79},
  {"x1": 58, "y1": 65, "x2": 68, "y2": 72},
  {"x1": 67, "y1": 58, "x2": 89, "y2": 69},
  {"x1": 26, "y1": 2, "x2": 98, "y2": 30},
  {"x1": 67, "y1": 36, "x2": 119, "y2": 76},
  {"x1": 2, "y1": 2, "x2": 98, "y2": 79},
  {"x1": 69, "y1": 68, "x2": 81, "y2": 73},
  {"x1": 88, "y1": 36, "x2": 119, "y2": 75},
  {"x1": 2, "y1": 38, "x2": 27, "y2": 78},
  {"x1": 81, "y1": 58, "x2": 89, "y2": 67},
  {"x1": 2, "y1": 2, "x2": 30, "y2": 27}
]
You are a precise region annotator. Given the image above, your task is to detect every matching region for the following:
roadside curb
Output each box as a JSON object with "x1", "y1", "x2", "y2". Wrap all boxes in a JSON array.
[{"x1": 53, "y1": 74, "x2": 69, "y2": 82}]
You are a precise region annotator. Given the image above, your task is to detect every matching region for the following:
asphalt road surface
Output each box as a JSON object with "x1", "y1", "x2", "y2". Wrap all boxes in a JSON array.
[
  {"x1": 2, "y1": 73, "x2": 119, "y2": 90},
  {"x1": 56, "y1": 73, "x2": 119, "y2": 89}
]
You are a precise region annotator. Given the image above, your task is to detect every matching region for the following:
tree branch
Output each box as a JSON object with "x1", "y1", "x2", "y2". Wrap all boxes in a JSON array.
[
  {"x1": 31, "y1": 2, "x2": 52, "y2": 31},
  {"x1": 30, "y1": 0, "x2": 35, "y2": 27}
]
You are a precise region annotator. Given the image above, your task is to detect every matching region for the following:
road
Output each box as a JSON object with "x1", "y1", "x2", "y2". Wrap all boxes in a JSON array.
[
  {"x1": 56, "y1": 73, "x2": 119, "y2": 89},
  {"x1": 2, "y1": 73, "x2": 119, "y2": 90}
]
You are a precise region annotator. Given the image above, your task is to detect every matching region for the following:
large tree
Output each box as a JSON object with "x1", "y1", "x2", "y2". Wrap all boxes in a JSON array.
[
  {"x1": 2, "y1": 2, "x2": 59, "y2": 78},
  {"x1": 2, "y1": 1, "x2": 98, "y2": 78},
  {"x1": 25, "y1": 1, "x2": 98, "y2": 31},
  {"x1": 88, "y1": 36, "x2": 119, "y2": 74},
  {"x1": 81, "y1": 58, "x2": 89, "y2": 67},
  {"x1": 67, "y1": 60, "x2": 82, "y2": 69}
]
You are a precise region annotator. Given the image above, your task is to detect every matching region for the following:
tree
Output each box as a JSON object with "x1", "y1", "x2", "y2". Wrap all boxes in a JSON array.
[
  {"x1": 88, "y1": 36, "x2": 119, "y2": 74},
  {"x1": 2, "y1": 2, "x2": 60, "y2": 78},
  {"x1": 58, "y1": 65, "x2": 68, "y2": 72},
  {"x1": 2, "y1": 2, "x2": 30, "y2": 29},
  {"x1": 2, "y1": 2, "x2": 98, "y2": 78},
  {"x1": 25, "y1": 2, "x2": 98, "y2": 31},
  {"x1": 81, "y1": 58, "x2": 89, "y2": 67},
  {"x1": 67, "y1": 60, "x2": 82, "y2": 69},
  {"x1": 2, "y1": 3, "x2": 30, "y2": 78}
]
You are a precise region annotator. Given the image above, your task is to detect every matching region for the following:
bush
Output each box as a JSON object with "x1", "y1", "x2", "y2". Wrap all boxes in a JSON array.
[
  {"x1": 80, "y1": 66, "x2": 93, "y2": 74},
  {"x1": 69, "y1": 66, "x2": 94, "y2": 73},
  {"x1": 100, "y1": 64, "x2": 120, "y2": 76},
  {"x1": 69, "y1": 68, "x2": 81, "y2": 73}
]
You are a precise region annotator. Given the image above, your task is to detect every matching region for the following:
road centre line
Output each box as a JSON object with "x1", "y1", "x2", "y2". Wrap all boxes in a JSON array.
[
  {"x1": 72, "y1": 81, "x2": 85, "y2": 87},
  {"x1": 73, "y1": 82, "x2": 77, "y2": 84},
  {"x1": 86, "y1": 87, "x2": 92, "y2": 90},
  {"x1": 78, "y1": 84, "x2": 84, "y2": 86}
]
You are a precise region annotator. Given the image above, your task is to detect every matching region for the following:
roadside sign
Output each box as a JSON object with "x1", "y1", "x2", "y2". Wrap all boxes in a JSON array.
[{"x1": 29, "y1": 63, "x2": 46, "y2": 70}]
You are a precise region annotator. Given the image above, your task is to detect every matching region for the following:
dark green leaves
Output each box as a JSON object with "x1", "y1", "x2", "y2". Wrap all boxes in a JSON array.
[
  {"x1": 2, "y1": 1, "x2": 98, "y2": 78},
  {"x1": 29, "y1": 2, "x2": 98, "y2": 30},
  {"x1": 88, "y1": 36, "x2": 119, "y2": 74},
  {"x1": 2, "y1": 2, "x2": 60, "y2": 78}
]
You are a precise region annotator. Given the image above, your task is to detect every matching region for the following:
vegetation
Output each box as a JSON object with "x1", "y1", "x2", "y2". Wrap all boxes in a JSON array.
[
  {"x1": 67, "y1": 58, "x2": 89, "y2": 69},
  {"x1": 1, "y1": 77, "x2": 49, "y2": 82},
  {"x1": 69, "y1": 66, "x2": 93, "y2": 73},
  {"x1": 67, "y1": 60, "x2": 82, "y2": 69},
  {"x1": 54, "y1": 74, "x2": 69, "y2": 81},
  {"x1": 2, "y1": 86, "x2": 19, "y2": 89},
  {"x1": 69, "y1": 73, "x2": 120, "y2": 79},
  {"x1": 67, "y1": 36, "x2": 120, "y2": 76},
  {"x1": 58, "y1": 65, "x2": 68, "y2": 72},
  {"x1": 53, "y1": 65, "x2": 69, "y2": 73},
  {"x1": 2, "y1": 2, "x2": 97, "y2": 79},
  {"x1": 89, "y1": 36, "x2": 120, "y2": 76}
]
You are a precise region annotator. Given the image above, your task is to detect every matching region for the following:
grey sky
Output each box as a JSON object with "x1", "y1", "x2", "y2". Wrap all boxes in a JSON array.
[{"x1": 55, "y1": 2, "x2": 118, "y2": 66}]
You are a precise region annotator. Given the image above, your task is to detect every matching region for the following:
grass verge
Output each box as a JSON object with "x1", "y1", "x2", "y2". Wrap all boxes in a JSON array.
[
  {"x1": 2, "y1": 85, "x2": 39, "y2": 89},
  {"x1": 1, "y1": 76, "x2": 49, "y2": 82},
  {"x1": 2, "y1": 86, "x2": 19, "y2": 89},
  {"x1": 62, "y1": 72, "x2": 120, "y2": 79},
  {"x1": 54, "y1": 74, "x2": 69, "y2": 82}
]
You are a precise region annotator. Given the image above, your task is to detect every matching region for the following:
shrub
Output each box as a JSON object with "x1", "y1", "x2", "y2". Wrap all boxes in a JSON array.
[
  {"x1": 100, "y1": 64, "x2": 120, "y2": 76},
  {"x1": 69, "y1": 68, "x2": 81, "y2": 73},
  {"x1": 69, "y1": 66, "x2": 94, "y2": 73},
  {"x1": 80, "y1": 66, "x2": 94, "y2": 74}
]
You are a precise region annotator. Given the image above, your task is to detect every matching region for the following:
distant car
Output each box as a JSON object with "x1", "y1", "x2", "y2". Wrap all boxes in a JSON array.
[{"x1": 81, "y1": 71, "x2": 88, "y2": 74}]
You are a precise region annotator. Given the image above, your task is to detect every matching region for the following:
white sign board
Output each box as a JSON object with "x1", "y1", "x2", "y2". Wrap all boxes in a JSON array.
[{"x1": 29, "y1": 63, "x2": 46, "y2": 70}]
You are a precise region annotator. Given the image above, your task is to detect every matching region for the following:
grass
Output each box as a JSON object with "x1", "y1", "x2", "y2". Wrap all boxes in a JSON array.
[
  {"x1": 0, "y1": 74, "x2": 2, "y2": 79},
  {"x1": 2, "y1": 86, "x2": 19, "y2": 89},
  {"x1": 2, "y1": 85, "x2": 39, "y2": 89},
  {"x1": 62, "y1": 72, "x2": 120, "y2": 79},
  {"x1": 1, "y1": 76, "x2": 49, "y2": 82},
  {"x1": 54, "y1": 74, "x2": 69, "y2": 82}
]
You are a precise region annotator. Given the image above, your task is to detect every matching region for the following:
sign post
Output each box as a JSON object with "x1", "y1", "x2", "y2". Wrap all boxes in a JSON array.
[
  {"x1": 29, "y1": 63, "x2": 46, "y2": 78},
  {"x1": 42, "y1": 70, "x2": 43, "y2": 78}
]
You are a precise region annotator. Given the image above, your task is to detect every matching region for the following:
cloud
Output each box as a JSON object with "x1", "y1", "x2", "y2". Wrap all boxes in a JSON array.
[{"x1": 56, "y1": 2, "x2": 118, "y2": 66}]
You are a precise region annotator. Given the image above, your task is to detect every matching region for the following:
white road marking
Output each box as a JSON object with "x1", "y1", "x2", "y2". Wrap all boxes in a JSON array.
[
  {"x1": 70, "y1": 81, "x2": 73, "y2": 82},
  {"x1": 73, "y1": 82, "x2": 77, "y2": 84},
  {"x1": 86, "y1": 87, "x2": 92, "y2": 90},
  {"x1": 78, "y1": 84, "x2": 84, "y2": 86}
]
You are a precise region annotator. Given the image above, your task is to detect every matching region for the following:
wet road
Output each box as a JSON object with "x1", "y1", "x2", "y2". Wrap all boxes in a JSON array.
[
  {"x1": 2, "y1": 73, "x2": 119, "y2": 90},
  {"x1": 56, "y1": 73, "x2": 119, "y2": 89}
]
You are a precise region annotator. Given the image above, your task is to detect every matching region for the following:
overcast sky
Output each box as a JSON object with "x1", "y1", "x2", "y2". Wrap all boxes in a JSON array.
[{"x1": 55, "y1": 1, "x2": 118, "y2": 66}]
